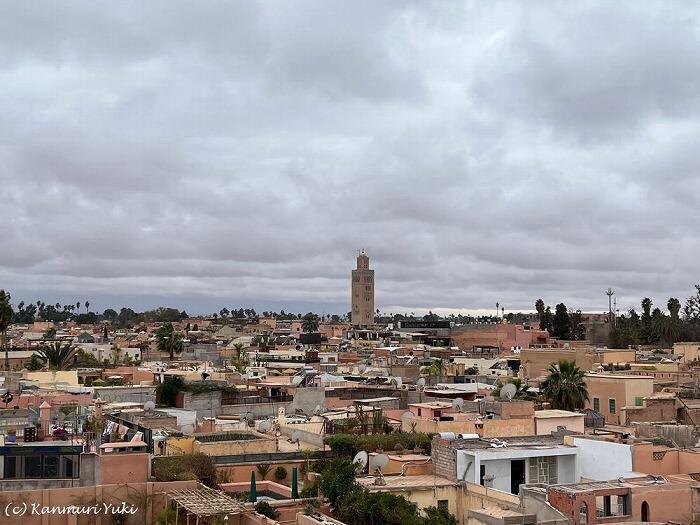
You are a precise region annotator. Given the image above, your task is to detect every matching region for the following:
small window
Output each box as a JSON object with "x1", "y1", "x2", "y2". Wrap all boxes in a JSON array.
[
  {"x1": 593, "y1": 398, "x2": 600, "y2": 412},
  {"x1": 609, "y1": 398, "x2": 616, "y2": 414},
  {"x1": 437, "y1": 500, "x2": 449, "y2": 512}
]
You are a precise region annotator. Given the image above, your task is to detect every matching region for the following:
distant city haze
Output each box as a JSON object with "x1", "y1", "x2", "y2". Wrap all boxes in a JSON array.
[{"x1": 2, "y1": 2, "x2": 700, "y2": 314}]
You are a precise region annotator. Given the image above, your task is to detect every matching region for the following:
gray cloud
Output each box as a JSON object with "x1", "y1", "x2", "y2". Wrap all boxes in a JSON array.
[{"x1": 1, "y1": 1, "x2": 700, "y2": 315}]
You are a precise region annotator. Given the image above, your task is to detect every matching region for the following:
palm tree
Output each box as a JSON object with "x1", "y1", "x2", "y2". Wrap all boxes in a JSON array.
[
  {"x1": 493, "y1": 378, "x2": 536, "y2": 401},
  {"x1": 0, "y1": 290, "x2": 14, "y2": 372},
  {"x1": 256, "y1": 463, "x2": 272, "y2": 480},
  {"x1": 301, "y1": 313, "x2": 319, "y2": 333},
  {"x1": 155, "y1": 323, "x2": 184, "y2": 360},
  {"x1": 36, "y1": 341, "x2": 78, "y2": 370},
  {"x1": 424, "y1": 358, "x2": 445, "y2": 378},
  {"x1": 540, "y1": 359, "x2": 589, "y2": 411}
]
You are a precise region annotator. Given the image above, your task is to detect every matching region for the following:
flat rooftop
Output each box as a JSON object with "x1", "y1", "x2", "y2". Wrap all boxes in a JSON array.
[{"x1": 357, "y1": 474, "x2": 457, "y2": 490}]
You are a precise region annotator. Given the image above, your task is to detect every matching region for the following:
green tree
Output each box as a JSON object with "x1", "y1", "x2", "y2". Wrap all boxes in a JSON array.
[
  {"x1": 668, "y1": 298, "x2": 682, "y2": 321},
  {"x1": 685, "y1": 285, "x2": 700, "y2": 322},
  {"x1": 422, "y1": 506, "x2": 458, "y2": 525},
  {"x1": 0, "y1": 290, "x2": 13, "y2": 372},
  {"x1": 36, "y1": 341, "x2": 78, "y2": 370},
  {"x1": 318, "y1": 458, "x2": 359, "y2": 510},
  {"x1": 541, "y1": 359, "x2": 589, "y2": 411},
  {"x1": 552, "y1": 303, "x2": 571, "y2": 339},
  {"x1": 155, "y1": 323, "x2": 184, "y2": 360},
  {"x1": 302, "y1": 313, "x2": 320, "y2": 333}
]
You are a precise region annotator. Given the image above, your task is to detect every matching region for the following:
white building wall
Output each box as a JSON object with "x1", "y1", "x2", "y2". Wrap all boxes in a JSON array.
[{"x1": 571, "y1": 437, "x2": 635, "y2": 480}]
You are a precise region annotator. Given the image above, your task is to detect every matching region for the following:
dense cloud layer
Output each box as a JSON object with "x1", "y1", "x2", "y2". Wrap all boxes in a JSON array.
[{"x1": 1, "y1": 1, "x2": 699, "y2": 314}]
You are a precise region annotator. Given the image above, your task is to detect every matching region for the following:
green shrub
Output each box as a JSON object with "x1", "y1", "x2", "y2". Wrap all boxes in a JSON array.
[
  {"x1": 254, "y1": 501, "x2": 280, "y2": 520},
  {"x1": 274, "y1": 466, "x2": 288, "y2": 481}
]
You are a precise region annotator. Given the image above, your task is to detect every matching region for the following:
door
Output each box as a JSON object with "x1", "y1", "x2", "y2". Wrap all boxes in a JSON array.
[
  {"x1": 641, "y1": 501, "x2": 649, "y2": 522},
  {"x1": 511, "y1": 459, "x2": 526, "y2": 494}
]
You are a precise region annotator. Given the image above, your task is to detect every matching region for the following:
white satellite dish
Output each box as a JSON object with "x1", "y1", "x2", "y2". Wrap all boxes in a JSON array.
[
  {"x1": 259, "y1": 420, "x2": 272, "y2": 433},
  {"x1": 452, "y1": 397, "x2": 464, "y2": 413},
  {"x1": 242, "y1": 412, "x2": 254, "y2": 424},
  {"x1": 144, "y1": 401, "x2": 156, "y2": 411},
  {"x1": 500, "y1": 383, "x2": 517, "y2": 401},
  {"x1": 369, "y1": 453, "x2": 390, "y2": 473},
  {"x1": 358, "y1": 364, "x2": 367, "y2": 374},
  {"x1": 313, "y1": 405, "x2": 322, "y2": 415},
  {"x1": 291, "y1": 430, "x2": 302, "y2": 444},
  {"x1": 390, "y1": 376, "x2": 402, "y2": 388},
  {"x1": 291, "y1": 376, "x2": 304, "y2": 386},
  {"x1": 400, "y1": 411, "x2": 414, "y2": 420},
  {"x1": 353, "y1": 451, "x2": 368, "y2": 474},
  {"x1": 417, "y1": 377, "x2": 426, "y2": 388}
]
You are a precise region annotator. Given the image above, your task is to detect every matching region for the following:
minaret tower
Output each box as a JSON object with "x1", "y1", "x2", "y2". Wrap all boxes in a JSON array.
[{"x1": 351, "y1": 249, "x2": 375, "y2": 327}]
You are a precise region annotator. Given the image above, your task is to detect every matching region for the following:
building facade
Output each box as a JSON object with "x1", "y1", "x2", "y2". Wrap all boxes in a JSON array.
[{"x1": 351, "y1": 250, "x2": 375, "y2": 327}]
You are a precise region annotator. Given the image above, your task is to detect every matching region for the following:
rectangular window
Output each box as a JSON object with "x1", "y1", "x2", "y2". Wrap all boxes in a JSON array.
[
  {"x1": 437, "y1": 500, "x2": 449, "y2": 512},
  {"x1": 593, "y1": 398, "x2": 600, "y2": 412},
  {"x1": 609, "y1": 398, "x2": 616, "y2": 414}
]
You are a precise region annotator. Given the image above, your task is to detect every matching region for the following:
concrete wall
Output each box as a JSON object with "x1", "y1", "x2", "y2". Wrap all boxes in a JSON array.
[
  {"x1": 404, "y1": 416, "x2": 535, "y2": 437},
  {"x1": 535, "y1": 415, "x2": 584, "y2": 436},
  {"x1": 220, "y1": 401, "x2": 294, "y2": 419},
  {"x1": 178, "y1": 390, "x2": 222, "y2": 418},
  {"x1": 570, "y1": 437, "x2": 634, "y2": 480},
  {"x1": 94, "y1": 385, "x2": 156, "y2": 404},
  {"x1": 0, "y1": 480, "x2": 197, "y2": 525},
  {"x1": 291, "y1": 387, "x2": 326, "y2": 415}
]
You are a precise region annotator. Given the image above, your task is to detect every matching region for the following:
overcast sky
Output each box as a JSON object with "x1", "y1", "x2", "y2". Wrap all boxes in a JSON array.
[{"x1": 2, "y1": 1, "x2": 700, "y2": 316}]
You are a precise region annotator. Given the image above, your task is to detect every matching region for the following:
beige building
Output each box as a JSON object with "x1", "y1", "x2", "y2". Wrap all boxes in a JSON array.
[
  {"x1": 585, "y1": 373, "x2": 654, "y2": 425},
  {"x1": 673, "y1": 342, "x2": 700, "y2": 363},
  {"x1": 351, "y1": 250, "x2": 375, "y2": 327}
]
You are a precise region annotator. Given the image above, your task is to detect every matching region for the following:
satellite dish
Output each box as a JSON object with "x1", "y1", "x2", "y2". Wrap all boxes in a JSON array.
[
  {"x1": 144, "y1": 401, "x2": 156, "y2": 411},
  {"x1": 353, "y1": 451, "x2": 368, "y2": 474},
  {"x1": 500, "y1": 383, "x2": 517, "y2": 401},
  {"x1": 291, "y1": 376, "x2": 304, "y2": 386},
  {"x1": 452, "y1": 397, "x2": 464, "y2": 413},
  {"x1": 242, "y1": 412, "x2": 254, "y2": 424},
  {"x1": 369, "y1": 454, "x2": 389, "y2": 476},
  {"x1": 389, "y1": 376, "x2": 402, "y2": 388},
  {"x1": 313, "y1": 405, "x2": 322, "y2": 415},
  {"x1": 401, "y1": 411, "x2": 414, "y2": 420},
  {"x1": 201, "y1": 372, "x2": 210, "y2": 381},
  {"x1": 417, "y1": 377, "x2": 426, "y2": 388},
  {"x1": 291, "y1": 430, "x2": 302, "y2": 443},
  {"x1": 259, "y1": 420, "x2": 272, "y2": 433},
  {"x1": 358, "y1": 364, "x2": 367, "y2": 374}
]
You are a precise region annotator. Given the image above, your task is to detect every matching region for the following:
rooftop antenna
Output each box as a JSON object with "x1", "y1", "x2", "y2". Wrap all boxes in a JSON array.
[{"x1": 605, "y1": 288, "x2": 615, "y2": 326}]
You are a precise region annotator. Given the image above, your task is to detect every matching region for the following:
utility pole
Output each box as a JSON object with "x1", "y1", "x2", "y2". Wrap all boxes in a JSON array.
[{"x1": 496, "y1": 302, "x2": 500, "y2": 320}]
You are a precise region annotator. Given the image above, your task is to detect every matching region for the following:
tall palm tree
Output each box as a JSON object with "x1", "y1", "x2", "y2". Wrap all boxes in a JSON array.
[
  {"x1": 0, "y1": 290, "x2": 14, "y2": 372},
  {"x1": 36, "y1": 341, "x2": 78, "y2": 370},
  {"x1": 155, "y1": 323, "x2": 184, "y2": 360},
  {"x1": 541, "y1": 359, "x2": 589, "y2": 411}
]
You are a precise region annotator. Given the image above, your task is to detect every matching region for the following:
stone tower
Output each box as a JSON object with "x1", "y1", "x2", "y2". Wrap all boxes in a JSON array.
[{"x1": 351, "y1": 249, "x2": 375, "y2": 326}]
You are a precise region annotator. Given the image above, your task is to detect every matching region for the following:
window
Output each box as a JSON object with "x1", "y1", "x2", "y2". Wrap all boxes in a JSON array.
[
  {"x1": 437, "y1": 500, "x2": 449, "y2": 512},
  {"x1": 609, "y1": 398, "x2": 616, "y2": 414},
  {"x1": 593, "y1": 398, "x2": 600, "y2": 412}
]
